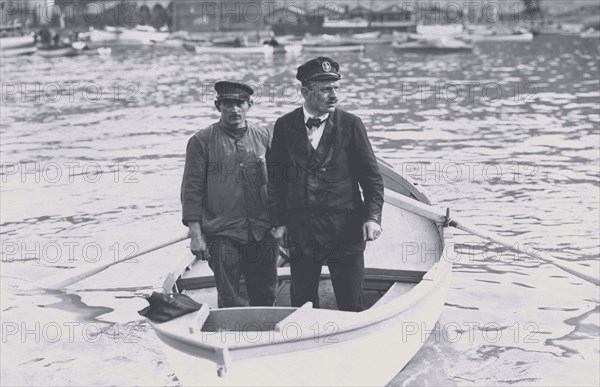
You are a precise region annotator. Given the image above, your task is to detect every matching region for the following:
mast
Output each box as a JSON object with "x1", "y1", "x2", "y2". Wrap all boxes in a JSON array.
[{"x1": 256, "y1": 0, "x2": 261, "y2": 42}]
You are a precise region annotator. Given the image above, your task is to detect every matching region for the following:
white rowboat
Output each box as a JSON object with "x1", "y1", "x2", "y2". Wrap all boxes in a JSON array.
[
  {"x1": 0, "y1": 34, "x2": 35, "y2": 50},
  {"x1": 392, "y1": 36, "x2": 473, "y2": 53},
  {"x1": 147, "y1": 157, "x2": 454, "y2": 386},
  {"x1": 302, "y1": 43, "x2": 365, "y2": 53},
  {"x1": 0, "y1": 46, "x2": 36, "y2": 57},
  {"x1": 36, "y1": 46, "x2": 80, "y2": 58},
  {"x1": 468, "y1": 32, "x2": 534, "y2": 42},
  {"x1": 192, "y1": 43, "x2": 300, "y2": 55}
]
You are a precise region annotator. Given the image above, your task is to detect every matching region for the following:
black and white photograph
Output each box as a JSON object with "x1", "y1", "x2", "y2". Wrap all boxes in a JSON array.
[{"x1": 1, "y1": 0, "x2": 599, "y2": 385}]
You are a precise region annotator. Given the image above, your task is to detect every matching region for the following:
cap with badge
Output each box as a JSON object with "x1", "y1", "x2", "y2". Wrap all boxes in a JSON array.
[
  {"x1": 214, "y1": 81, "x2": 254, "y2": 101},
  {"x1": 296, "y1": 57, "x2": 341, "y2": 84}
]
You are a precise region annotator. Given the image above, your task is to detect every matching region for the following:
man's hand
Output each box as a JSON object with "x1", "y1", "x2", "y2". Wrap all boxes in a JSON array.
[
  {"x1": 363, "y1": 221, "x2": 382, "y2": 241},
  {"x1": 272, "y1": 225, "x2": 288, "y2": 246},
  {"x1": 188, "y1": 222, "x2": 210, "y2": 260}
]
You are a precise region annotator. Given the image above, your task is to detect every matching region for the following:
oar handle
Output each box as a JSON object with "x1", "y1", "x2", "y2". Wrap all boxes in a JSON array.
[{"x1": 38, "y1": 232, "x2": 190, "y2": 290}]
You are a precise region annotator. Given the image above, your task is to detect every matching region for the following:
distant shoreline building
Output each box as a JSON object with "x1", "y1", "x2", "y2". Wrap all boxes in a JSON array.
[{"x1": 1, "y1": 1, "x2": 598, "y2": 32}]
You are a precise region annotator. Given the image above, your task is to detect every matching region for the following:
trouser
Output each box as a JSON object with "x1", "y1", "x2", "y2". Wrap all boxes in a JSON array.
[
  {"x1": 206, "y1": 234, "x2": 278, "y2": 308},
  {"x1": 289, "y1": 246, "x2": 364, "y2": 312}
]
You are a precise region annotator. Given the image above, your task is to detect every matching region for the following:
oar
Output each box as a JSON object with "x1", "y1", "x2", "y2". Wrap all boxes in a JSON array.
[
  {"x1": 38, "y1": 232, "x2": 190, "y2": 290},
  {"x1": 384, "y1": 189, "x2": 599, "y2": 286}
]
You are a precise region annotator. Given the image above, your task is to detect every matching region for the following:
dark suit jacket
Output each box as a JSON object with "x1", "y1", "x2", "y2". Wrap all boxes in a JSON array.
[{"x1": 268, "y1": 107, "x2": 383, "y2": 254}]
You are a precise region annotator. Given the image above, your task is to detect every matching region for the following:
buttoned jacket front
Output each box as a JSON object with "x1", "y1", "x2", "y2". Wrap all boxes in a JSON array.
[
  {"x1": 268, "y1": 107, "x2": 384, "y2": 253},
  {"x1": 181, "y1": 122, "x2": 271, "y2": 243}
]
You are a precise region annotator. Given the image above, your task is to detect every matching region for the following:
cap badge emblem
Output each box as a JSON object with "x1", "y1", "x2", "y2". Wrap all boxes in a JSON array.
[{"x1": 322, "y1": 61, "x2": 332, "y2": 72}]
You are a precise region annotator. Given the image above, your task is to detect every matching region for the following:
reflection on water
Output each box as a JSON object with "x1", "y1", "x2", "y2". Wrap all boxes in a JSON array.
[{"x1": 1, "y1": 35, "x2": 598, "y2": 386}]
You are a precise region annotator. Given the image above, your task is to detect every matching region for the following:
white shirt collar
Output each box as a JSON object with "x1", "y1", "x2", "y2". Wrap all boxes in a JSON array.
[{"x1": 303, "y1": 104, "x2": 329, "y2": 123}]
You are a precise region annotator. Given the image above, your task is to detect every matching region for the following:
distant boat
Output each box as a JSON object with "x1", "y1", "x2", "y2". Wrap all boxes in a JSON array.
[
  {"x1": 116, "y1": 26, "x2": 169, "y2": 45},
  {"x1": 0, "y1": 34, "x2": 36, "y2": 50},
  {"x1": 302, "y1": 35, "x2": 365, "y2": 52},
  {"x1": 580, "y1": 28, "x2": 600, "y2": 39},
  {"x1": 392, "y1": 35, "x2": 473, "y2": 53},
  {"x1": 79, "y1": 26, "x2": 169, "y2": 46},
  {"x1": 191, "y1": 42, "x2": 299, "y2": 55},
  {"x1": 36, "y1": 45, "x2": 80, "y2": 58},
  {"x1": 468, "y1": 28, "x2": 534, "y2": 42},
  {"x1": 1, "y1": 33, "x2": 36, "y2": 57},
  {"x1": 345, "y1": 31, "x2": 393, "y2": 45},
  {"x1": 0, "y1": 46, "x2": 36, "y2": 57},
  {"x1": 194, "y1": 44, "x2": 273, "y2": 55},
  {"x1": 72, "y1": 41, "x2": 112, "y2": 56},
  {"x1": 302, "y1": 42, "x2": 365, "y2": 53},
  {"x1": 416, "y1": 24, "x2": 465, "y2": 36},
  {"x1": 537, "y1": 23, "x2": 583, "y2": 36},
  {"x1": 349, "y1": 31, "x2": 380, "y2": 39},
  {"x1": 79, "y1": 27, "x2": 121, "y2": 44}
]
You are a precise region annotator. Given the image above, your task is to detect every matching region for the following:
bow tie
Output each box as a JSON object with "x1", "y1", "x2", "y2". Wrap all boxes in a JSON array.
[{"x1": 306, "y1": 117, "x2": 324, "y2": 129}]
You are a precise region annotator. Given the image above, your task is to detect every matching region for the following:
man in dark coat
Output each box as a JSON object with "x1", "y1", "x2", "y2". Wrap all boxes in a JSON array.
[{"x1": 268, "y1": 57, "x2": 384, "y2": 312}]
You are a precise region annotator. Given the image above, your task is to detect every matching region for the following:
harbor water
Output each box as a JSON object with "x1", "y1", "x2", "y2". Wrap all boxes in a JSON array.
[{"x1": 1, "y1": 35, "x2": 599, "y2": 385}]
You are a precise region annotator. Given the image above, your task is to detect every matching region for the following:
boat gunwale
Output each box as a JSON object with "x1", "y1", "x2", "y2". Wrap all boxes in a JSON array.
[
  {"x1": 149, "y1": 157, "x2": 455, "y2": 367},
  {"x1": 149, "y1": 206, "x2": 454, "y2": 356},
  {"x1": 150, "y1": 248, "x2": 452, "y2": 364}
]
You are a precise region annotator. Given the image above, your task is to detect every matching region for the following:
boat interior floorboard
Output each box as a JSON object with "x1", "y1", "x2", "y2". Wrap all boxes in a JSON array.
[{"x1": 183, "y1": 278, "x2": 418, "y2": 310}]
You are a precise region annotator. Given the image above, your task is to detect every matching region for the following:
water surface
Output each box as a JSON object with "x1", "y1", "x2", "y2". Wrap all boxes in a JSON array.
[{"x1": 1, "y1": 35, "x2": 598, "y2": 386}]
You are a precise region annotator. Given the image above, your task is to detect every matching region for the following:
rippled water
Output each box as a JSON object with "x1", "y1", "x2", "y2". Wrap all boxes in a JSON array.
[{"x1": 1, "y1": 35, "x2": 599, "y2": 386}]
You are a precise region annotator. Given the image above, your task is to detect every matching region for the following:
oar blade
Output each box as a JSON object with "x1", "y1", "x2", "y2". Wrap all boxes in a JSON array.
[
  {"x1": 35, "y1": 233, "x2": 190, "y2": 290},
  {"x1": 37, "y1": 262, "x2": 114, "y2": 290},
  {"x1": 383, "y1": 190, "x2": 599, "y2": 287}
]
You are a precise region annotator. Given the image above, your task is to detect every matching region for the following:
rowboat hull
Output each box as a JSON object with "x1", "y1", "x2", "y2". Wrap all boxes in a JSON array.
[
  {"x1": 392, "y1": 39, "x2": 473, "y2": 53},
  {"x1": 192, "y1": 43, "x2": 301, "y2": 55},
  {"x1": 469, "y1": 33, "x2": 534, "y2": 42},
  {"x1": 36, "y1": 46, "x2": 80, "y2": 58},
  {"x1": 117, "y1": 29, "x2": 169, "y2": 45},
  {"x1": 302, "y1": 43, "x2": 365, "y2": 53},
  {"x1": 156, "y1": 264, "x2": 451, "y2": 386},
  {"x1": 1, "y1": 46, "x2": 36, "y2": 57},
  {"x1": 342, "y1": 32, "x2": 393, "y2": 45},
  {"x1": 346, "y1": 37, "x2": 392, "y2": 45},
  {"x1": 580, "y1": 30, "x2": 600, "y2": 39},
  {"x1": 194, "y1": 44, "x2": 273, "y2": 55},
  {"x1": 0, "y1": 35, "x2": 35, "y2": 50},
  {"x1": 148, "y1": 157, "x2": 454, "y2": 385}
]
